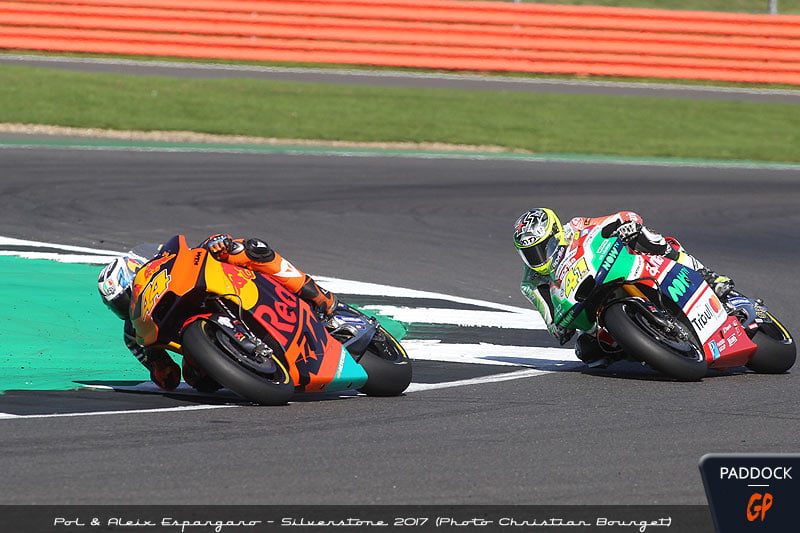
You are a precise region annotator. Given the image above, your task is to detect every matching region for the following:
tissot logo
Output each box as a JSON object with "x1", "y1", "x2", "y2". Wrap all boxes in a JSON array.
[{"x1": 700, "y1": 454, "x2": 800, "y2": 532}]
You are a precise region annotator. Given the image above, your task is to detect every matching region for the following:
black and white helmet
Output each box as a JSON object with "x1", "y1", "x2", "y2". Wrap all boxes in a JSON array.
[{"x1": 97, "y1": 255, "x2": 145, "y2": 319}]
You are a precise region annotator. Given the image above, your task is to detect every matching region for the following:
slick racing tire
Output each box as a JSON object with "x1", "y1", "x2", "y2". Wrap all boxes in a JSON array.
[
  {"x1": 182, "y1": 319, "x2": 294, "y2": 406},
  {"x1": 603, "y1": 301, "x2": 707, "y2": 382},
  {"x1": 746, "y1": 313, "x2": 796, "y2": 374},
  {"x1": 357, "y1": 326, "x2": 412, "y2": 396}
]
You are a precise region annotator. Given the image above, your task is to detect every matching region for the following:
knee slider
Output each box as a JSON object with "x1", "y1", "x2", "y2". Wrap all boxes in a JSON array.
[{"x1": 244, "y1": 238, "x2": 275, "y2": 262}]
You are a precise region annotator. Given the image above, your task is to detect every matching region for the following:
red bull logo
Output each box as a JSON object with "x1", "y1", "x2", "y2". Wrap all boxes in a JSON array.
[{"x1": 220, "y1": 262, "x2": 256, "y2": 291}]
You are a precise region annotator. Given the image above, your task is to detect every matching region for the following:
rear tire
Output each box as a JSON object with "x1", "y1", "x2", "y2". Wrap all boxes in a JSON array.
[
  {"x1": 603, "y1": 301, "x2": 707, "y2": 381},
  {"x1": 357, "y1": 327, "x2": 412, "y2": 396},
  {"x1": 182, "y1": 320, "x2": 294, "y2": 405},
  {"x1": 746, "y1": 314, "x2": 796, "y2": 374}
]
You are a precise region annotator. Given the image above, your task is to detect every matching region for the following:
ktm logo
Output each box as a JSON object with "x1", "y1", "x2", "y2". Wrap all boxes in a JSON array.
[{"x1": 746, "y1": 492, "x2": 773, "y2": 522}]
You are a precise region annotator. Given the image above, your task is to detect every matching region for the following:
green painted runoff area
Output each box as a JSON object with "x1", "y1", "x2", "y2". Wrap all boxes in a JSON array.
[
  {"x1": 0, "y1": 256, "x2": 146, "y2": 392},
  {"x1": 0, "y1": 255, "x2": 408, "y2": 393}
]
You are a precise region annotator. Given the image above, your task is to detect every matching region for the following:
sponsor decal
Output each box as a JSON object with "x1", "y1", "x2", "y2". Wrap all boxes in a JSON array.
[
  {"x1": 563, "y1": 258, "x2": 589, "y2": 299},
  {"x1": 220, "y1": 261, "x2": 256, "y2": 291},
  {"x1": 691, "y1": 302, "x2": 714, "y2": 332},
  {"x1": 140, "y1": 254, "x2": 173, "y2": 281},
  {"x1": 140, "y1": 270, "x2": 170, "y2": 318},
  {"x1": 549, "y1": 244, "x2": 567, "y2": 276},
  {"x1": 662, "y1": 264, "x2": 706, "y2": 309},
  {"x1": 708, "y1": 340, "x2": 721, "y2": 360},
  {"x1": 599, "y1": 240, "x2": 621, "y2": 273},
  {"x1": 274, "y1": 258, "x2": 302, "y2": 279},
  {"x1": 666, "y1": 267, "x2": 692, "y2": 303},
  {"x1": 644, "y1": 254, "x2": 666, "y2": 277},
  {"x1": 687, "y1": 292, "x2": 726, "y2": 341},
  {"x1": 595, "y1": 238, "x2": 612, "y2": 257},
  {"x1": 709, "y1": 294, "x2": 722, "y2": 313}
]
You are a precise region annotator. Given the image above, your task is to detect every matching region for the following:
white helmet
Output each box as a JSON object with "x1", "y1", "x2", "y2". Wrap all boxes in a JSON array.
[{"x1": 97, "y1": 255, "x2": 145, "y2": 319}]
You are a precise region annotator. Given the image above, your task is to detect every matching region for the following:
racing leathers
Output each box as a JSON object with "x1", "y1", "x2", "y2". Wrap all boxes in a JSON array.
[
  {"x1": 125, "y1": 234, "x2": 338, "y2": 391},
  {"x1": 519, "y1": 211, "x2": 732, "y2": 366}
]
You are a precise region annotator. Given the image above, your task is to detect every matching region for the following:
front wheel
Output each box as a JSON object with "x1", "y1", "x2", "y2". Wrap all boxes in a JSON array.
[
  {"x1": 746, "y1": 313, "x2": 796, "y2": 374},
  {"x1": 181, "y1": 319, "x2": 294, "y2": 405},
  {"x1": 603, "y1": 301, "x2": 707, "y2": 381},
  {"x1": 357, "y1": 327, "x2": 412, "y2": 396}
]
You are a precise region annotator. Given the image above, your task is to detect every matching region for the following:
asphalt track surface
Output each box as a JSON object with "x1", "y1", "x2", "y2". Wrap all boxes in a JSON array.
[
  {"x1": 1, "y1": 143, "x2": 799, "y2": 509},
  {"x1": 3, "y1": 53, "x2": 800, "y2": 103},
  {"x1": 0, "y1": 58, "x2": 799, "y2": 509}
]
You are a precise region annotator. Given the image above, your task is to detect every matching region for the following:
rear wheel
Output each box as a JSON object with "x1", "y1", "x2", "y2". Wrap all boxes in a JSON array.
[
  {"x1": 181, "y1": 319, "x2": 294, "y2": 405},
  {"x1": 603, "y1": 301, "x2": 707, "y2": 381},
  {"x1": 357, "y1": 327, "x2": 412, "y2": 396},
  {"x1": 746, "y1": 313, "x2": 796, "y2": 374}
]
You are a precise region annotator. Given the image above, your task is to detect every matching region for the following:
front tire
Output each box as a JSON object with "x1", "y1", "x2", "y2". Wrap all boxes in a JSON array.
[
  {"x1": 181, "y1": 320, "x2": 294, "y2": 405},
  {"x1": 357, "y1": 327, "x2": 412, "y2": 396},
  {"x1": 746, "y1": 313, "x2": 796, "y2": 374},
  {"x1": 603, "y1": 301, "x2": 707, "y2": 381}
]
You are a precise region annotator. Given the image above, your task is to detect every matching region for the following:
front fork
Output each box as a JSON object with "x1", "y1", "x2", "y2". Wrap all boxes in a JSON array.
[
  {"x1": 600, "y1": 285, "x2": 686, "y2": 340},
  {"x1": 205, "y1": 297, "x2": 274, "y2": 360}
]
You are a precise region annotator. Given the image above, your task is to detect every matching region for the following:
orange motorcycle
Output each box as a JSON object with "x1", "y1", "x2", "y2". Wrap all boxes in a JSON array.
[{"x1": 130, "y1": 235, "x2": 411, "y2": 405}]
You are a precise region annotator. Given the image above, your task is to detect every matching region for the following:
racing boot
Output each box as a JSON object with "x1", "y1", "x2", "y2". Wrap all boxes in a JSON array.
[
  {"x1": 698, "y1": 268, "x2": 735, "y2": 299},
  {"x1": 297, "y1": 275, "x2": 339, "y2": 316},
  {"x1": 575, "y1": 330, "x2": 623, "y2": 368},
  {"x1": 658, "y1": 239, "x2": 735, "y2": 299}
]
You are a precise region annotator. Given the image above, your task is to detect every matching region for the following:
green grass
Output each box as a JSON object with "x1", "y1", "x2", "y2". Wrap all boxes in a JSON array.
[{"x1": 1, "y1": 64, "x2": 799, "y2": 162}]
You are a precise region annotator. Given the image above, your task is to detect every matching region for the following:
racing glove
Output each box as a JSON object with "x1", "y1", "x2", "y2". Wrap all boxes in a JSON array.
[
  {"x1": 150, "y1": 357, "x2": 181, "y2": 391},
  {"x1": 201, "y1": 233, "x2": 241, "y2": 261},
  {"x1": 611, "y1": 220, "x2": 643, "y2": 245}
]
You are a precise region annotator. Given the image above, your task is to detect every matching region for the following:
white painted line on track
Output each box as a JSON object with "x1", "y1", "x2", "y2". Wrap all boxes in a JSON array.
[
  {"x1": 0, "y1": 404, "x2": 237, "y2": 420},
  {"x1": 0, "y1": 236, "x2": 121, "y2": 255},
  {"x1": 402, "y1": 340, "x2": 578, "y2": 368},
  {"x1": 0, "y1": 251, "x2": 120, "y2": 263},
  {"x1": 405, "y1": 368, "x2": 551, "y2": 393},
  {"x1": 358, "y1": 305, "x2": 544, "y2": 329},
  {"x1": 0, "y1": 368, "x2": 549, "y2": 420}
]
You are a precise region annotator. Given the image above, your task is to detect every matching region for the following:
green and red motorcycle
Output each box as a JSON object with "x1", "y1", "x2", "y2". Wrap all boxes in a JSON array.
[{"x1": 548, "y1": 225, "x2": 795, "y2": 381}]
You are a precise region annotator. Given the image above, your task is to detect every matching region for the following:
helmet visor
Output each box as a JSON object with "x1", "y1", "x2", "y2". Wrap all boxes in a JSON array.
[{"x1": 518, "y1": 238, "x2": 550, "y2": 269}]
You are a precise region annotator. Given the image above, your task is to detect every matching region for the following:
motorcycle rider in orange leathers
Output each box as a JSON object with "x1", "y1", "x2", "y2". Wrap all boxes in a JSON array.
[
  {"x1": 513, "y1": 208, "x2": 734, "y2": 366},
  {"x1": 97, "y1": 234, "x2": 338, "y2": 391}
]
